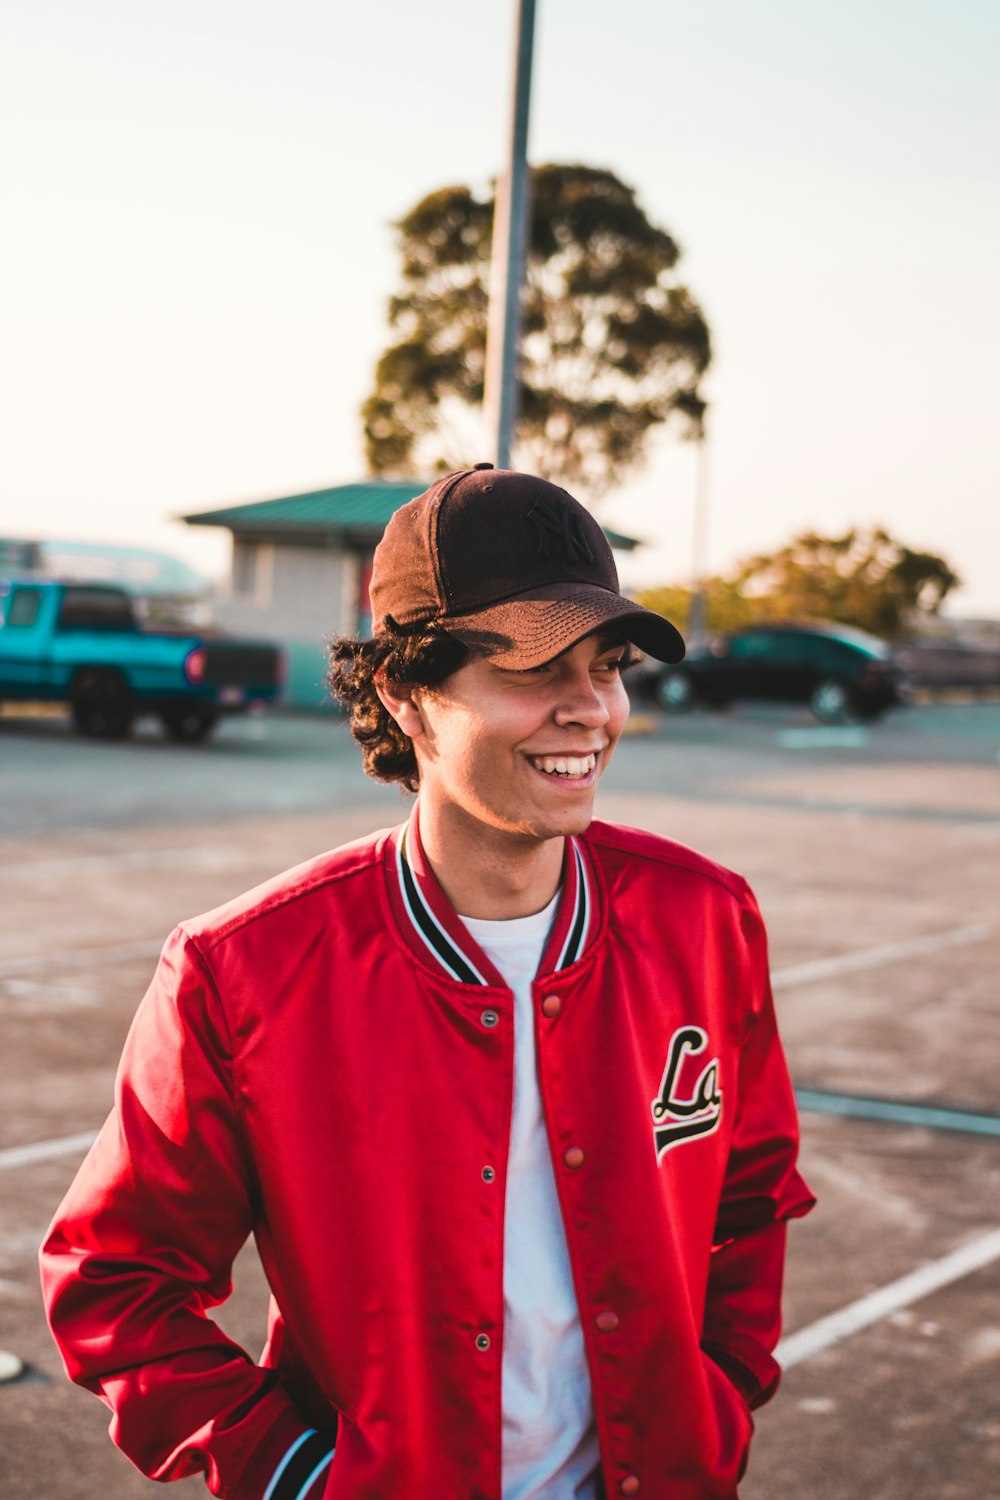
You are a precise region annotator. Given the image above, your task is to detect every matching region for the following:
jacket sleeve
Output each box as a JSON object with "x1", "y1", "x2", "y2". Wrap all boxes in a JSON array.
[
  {"x1": 700, "y1": 887, "x2": 815, "y2": 1409},
  {"x1": 39, "y1": 927, "x2": 335, "y2": 1500}
]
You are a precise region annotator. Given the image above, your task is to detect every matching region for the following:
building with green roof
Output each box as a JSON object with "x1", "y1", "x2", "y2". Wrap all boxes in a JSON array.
[{"x1": 182, "y1": 480, "x2": 639, "y2": 708}]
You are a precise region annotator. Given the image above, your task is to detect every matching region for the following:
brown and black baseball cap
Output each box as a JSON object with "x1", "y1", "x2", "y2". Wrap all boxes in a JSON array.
[{"x1": 369, "y1": 465, "x2": 685, "y2": 669}]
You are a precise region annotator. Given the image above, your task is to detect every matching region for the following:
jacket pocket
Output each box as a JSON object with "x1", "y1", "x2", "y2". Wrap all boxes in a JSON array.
[{"x1": 701, "y1": 1351, "x2": 755, "y2": 1486}]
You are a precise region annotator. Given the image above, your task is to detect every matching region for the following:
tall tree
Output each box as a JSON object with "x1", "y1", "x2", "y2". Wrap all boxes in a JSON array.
[
  {"x1": 637, "y1": 526, "x2": 961, "y2": 639},
  {"x1": 362, "y1": 165, "x2": 710, "y2": 495},
  {"x1": 734, "y1": 527, "x2": 960, "y2": 638}
]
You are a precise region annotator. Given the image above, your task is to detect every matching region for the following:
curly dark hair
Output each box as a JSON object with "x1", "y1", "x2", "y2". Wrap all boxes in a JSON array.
[{"x1": 328, "y1": 622, "x2": 469, "y2": 792}]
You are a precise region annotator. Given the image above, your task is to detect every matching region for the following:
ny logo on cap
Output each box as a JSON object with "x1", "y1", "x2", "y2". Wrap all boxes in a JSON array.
[{"x1": 526, "y1": 498, "x2": 595, "y2": 565}]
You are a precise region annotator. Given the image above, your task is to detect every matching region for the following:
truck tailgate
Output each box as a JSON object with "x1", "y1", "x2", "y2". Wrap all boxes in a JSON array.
[{"x1": 198, "y1": 642, "x2": 283, "y2": 688}]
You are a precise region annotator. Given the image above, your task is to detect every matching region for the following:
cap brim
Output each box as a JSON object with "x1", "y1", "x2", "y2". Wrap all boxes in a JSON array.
[{"x1": 440, "y1": 583, "x2": 685, "y2": 669}]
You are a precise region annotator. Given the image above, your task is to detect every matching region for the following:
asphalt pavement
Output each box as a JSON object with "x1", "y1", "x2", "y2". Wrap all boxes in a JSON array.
[
  {"x1": 1, "y1": 698, "x2": 998, "y2": 835},
  {"x1": 1, "y1": 698, "x2": 998, "y2": 1499}
]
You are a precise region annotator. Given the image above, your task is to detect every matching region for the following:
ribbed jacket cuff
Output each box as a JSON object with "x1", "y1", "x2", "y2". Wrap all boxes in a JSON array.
[{"x1": 231, "y1": 1409, "x2": 335, "y2": 1500}]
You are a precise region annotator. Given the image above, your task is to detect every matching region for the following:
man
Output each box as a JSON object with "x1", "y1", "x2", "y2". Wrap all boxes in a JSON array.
[{"x1": 41, "y1": 466, "x2": 814, "y2": 1500}]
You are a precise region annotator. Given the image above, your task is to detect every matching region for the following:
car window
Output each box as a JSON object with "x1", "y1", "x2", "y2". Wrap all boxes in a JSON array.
[
  {"x1": 731, "y1": 630, "x2": 861, "y2": 669},
  {"x1": 825, "y1": 623, "x2": 890, "y2": 658},
  {"x1": 57, "y1": 587, "x2": 136, "y2": 631},
  {"x1": 764, "y1": 633, "x2": 815, "y2": 665},
  {"x1": 728, "y1": 632, "x2": 774, "y2": 661},
  {"x1": 810, "y1": 637, "x2": 856, "y2": 671},
  {"x1": 3, "y1": 586, "x2": 43, "y2": 628}
]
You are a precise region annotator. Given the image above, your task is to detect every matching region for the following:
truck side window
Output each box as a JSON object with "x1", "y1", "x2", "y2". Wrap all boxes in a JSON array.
[
  {"x1": 4, "y1": 587, "x2": 43, "y2": 627},
  {"x1": 58, "y1": 588, "x2": 136, "y2": 631}
]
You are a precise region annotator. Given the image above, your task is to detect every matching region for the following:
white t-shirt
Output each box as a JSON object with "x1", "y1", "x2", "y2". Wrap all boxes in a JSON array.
[{"x1": 462, "y1": 895, "x2": 601, "y2": 1500}]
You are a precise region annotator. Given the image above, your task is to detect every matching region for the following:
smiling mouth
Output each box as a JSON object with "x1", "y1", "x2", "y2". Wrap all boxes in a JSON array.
[{"x1": 529, "y1": 752, "x2": 598, "y2": 780}]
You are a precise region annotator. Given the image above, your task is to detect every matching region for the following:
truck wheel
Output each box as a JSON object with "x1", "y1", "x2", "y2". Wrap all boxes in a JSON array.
[
  {"x1": 70, "y1": 671, "x2": 135, "y2": 740},
  {"x1": 161, "y1": 705, "x2": 218, "y2": 743}
]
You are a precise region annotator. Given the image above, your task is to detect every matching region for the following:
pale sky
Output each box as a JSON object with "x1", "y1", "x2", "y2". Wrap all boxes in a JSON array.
[{"x1": 3, "y1": 0, "x2": 998, "y2": 613}]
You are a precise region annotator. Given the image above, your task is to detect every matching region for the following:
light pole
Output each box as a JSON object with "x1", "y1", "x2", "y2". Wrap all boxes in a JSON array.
[
  {"x1": 687, "y1": 418, "x2": 711, "y2": 645},
  {"x1": 482, "y1": 0, "x2": 537, "y2": 469}
]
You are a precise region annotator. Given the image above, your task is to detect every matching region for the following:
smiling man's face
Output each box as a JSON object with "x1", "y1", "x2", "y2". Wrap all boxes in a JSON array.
[{"x1": 408, "y1": 629, "x2": 632, "y2": 845}]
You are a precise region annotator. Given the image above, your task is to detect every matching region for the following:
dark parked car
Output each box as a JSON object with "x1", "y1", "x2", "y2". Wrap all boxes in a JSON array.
[{"x1": 644, "y1": 622, "x2": 910, "y2": 723}]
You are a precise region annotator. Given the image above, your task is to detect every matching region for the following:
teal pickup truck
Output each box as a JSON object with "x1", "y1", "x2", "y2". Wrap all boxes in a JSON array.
[{"x1": 0, "y1": 578, "x2": 283, "y2": 742}]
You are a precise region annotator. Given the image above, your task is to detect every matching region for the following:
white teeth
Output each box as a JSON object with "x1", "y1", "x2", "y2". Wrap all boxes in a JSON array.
[{"x1": 532, "y1": 753, "x2": 596, "y2": 778}]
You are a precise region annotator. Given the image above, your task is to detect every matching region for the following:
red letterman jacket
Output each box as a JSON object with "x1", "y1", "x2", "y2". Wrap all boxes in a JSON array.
[{"x1": 41, "y1": 815, "x2": 814, "y2": 1500}]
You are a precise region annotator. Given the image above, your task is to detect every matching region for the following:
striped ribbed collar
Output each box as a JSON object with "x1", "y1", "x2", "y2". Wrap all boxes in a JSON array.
[{"x1": 385, "y1": 806, "x2": 598, "y2": 987}]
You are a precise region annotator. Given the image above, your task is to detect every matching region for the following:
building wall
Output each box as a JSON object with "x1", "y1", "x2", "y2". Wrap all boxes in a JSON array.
[{"x1": 216, "y1": 541, "x2": 362, "y2": 709}]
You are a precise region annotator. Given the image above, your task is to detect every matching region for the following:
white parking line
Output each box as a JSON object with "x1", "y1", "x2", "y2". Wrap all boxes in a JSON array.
[
  {"x1": 0, "y1": 921, "x2": 992, "y2": 990},
  {"x1": 772, "y1": 922, "x2": 992, "y2": 990},
  {"x1": 778, "y1": 1226, "x2": 1000, "y2": 1369},
  {"x1": 0, "y1": 1131, "x2": 99, "y2": 1172},
  {"x1": 8, "y1": 1145, "x2": 1000, "y2": 1372},
  {"x1": 777, "y1": 727, "x2": 870, "y2": 749},
  {"x1": 3, "y1": 845, "x2": 238, "y2": 880},
  {"x1": 0, "y1": 924, "x2": 993, "y2": 1173},
  {"x1": 0, "y1": 939, "x2": 163, "y2": 980}
]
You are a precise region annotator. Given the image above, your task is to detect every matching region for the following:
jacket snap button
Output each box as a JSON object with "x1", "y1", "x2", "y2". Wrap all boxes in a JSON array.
[
  {"x1": 480, "y1": 1010, "x2": 499, "y2": 1028},
  {"x1": 541, "y1": 995, "x2": 561, "y2": 1018},
  {"x1": 563, "y1": 1146, "x2": 585, "y2": 1169},
  {"x1": 475, "y1": 1333, "x2": 491, "y2": 1351},
  {"x1": 482, "y1": 1166, "x2": 496, "y2": 1183},
  {"x1": 620, "y1": 1478, "x2": 640, "y2": 1497},
  {"x1": 595, "y1": 1310, "x2": 619, "y2": 1332}
]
